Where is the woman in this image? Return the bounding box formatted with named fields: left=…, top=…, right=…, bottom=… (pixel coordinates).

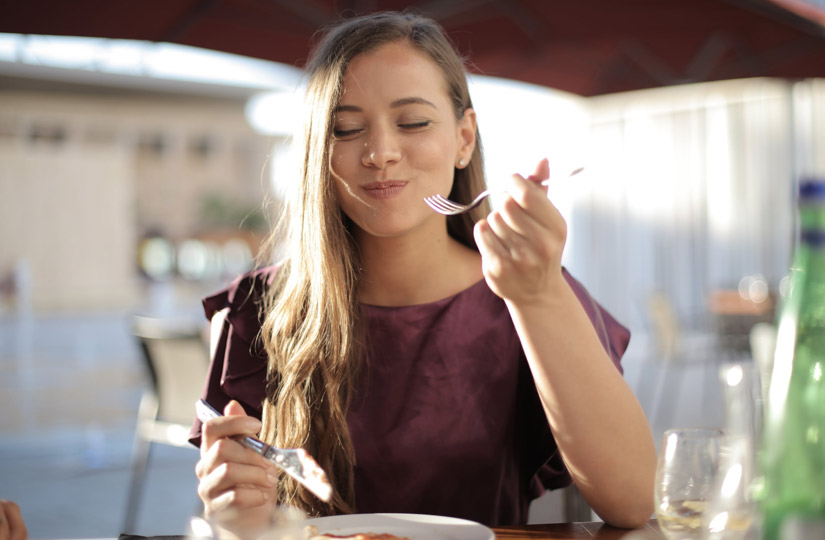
left=192, top=10, right=656, bottom=539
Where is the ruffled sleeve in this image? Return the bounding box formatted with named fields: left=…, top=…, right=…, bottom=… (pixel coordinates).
left=188, top=266, right=278, bottom=447
left=563, top=268, right=630, bottom=373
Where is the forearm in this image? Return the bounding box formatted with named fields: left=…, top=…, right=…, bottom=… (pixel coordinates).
left=471, top=161, right=656, bottom=525
left=506, top=281, right=656, bottom=528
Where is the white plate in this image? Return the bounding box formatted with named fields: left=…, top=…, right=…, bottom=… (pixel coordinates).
left=304, top=513, right=494, bottom=540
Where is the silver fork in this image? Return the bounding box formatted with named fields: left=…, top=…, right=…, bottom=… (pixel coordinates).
left=424, top=167, right=583, bottom=215
left=195, top=399, right=333, bottom=502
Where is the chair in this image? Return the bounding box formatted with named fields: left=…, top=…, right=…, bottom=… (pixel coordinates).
left=749, top=321, right=777, bottom=402
left=122, top=315, right=210, bottom=533
left=643, top=291, right=723, bottom=431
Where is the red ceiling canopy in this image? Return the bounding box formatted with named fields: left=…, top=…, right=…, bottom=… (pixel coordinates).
left=3, top=0, right=825, bottom=96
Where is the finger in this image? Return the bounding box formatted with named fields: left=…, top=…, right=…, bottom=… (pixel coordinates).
left=201, top=404, right=262, bottom=452
left=505, top=173, right=551, bottom=211
left=527, top=157, right=550, bottom=185
left=486, top=209, right=520, bottom=249
left=496, top=194, right=547, bottom=240
left=501, top=173, right=564, bottom=231
left=474, top=220, right=504, bottom=267
left=200, top=458, right=277, bottom=500
left=0, top=502, right=8, bottom=540
left=6, top=503, right=25, bottom=540
left=200, top=437, right=274, bottom=479
left=0, top=501, right=26, bottom=540
left=498, top=198, right=567, bottom=270
left=206, top=485, right=273, bottom=515
left=474, top=216, right=509, bottom=257
left=224, top=400, right=247, bottom=417
left=474, top=219, right=511, bottom=280
left=486, top=209, right=546, bottom=267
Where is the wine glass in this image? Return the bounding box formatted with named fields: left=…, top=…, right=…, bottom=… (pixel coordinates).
left=655, top=427, right=724, bottom=539
left=186, top=505, right=307, bottom=540
left=703, top=363, right=762, bottom=540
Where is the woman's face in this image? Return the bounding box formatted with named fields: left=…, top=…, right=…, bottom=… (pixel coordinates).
left=329, top=40, right=476, bottom=240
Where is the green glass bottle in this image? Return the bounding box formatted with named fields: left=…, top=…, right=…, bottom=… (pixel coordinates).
left=758, top=179, right=825, bottom=540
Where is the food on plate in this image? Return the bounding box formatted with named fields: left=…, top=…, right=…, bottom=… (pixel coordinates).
left=305, top=525, right=410, bottom=540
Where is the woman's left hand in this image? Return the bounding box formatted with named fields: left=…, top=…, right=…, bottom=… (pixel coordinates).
left=474, top=158, right=567, bottom=305
left=0, top=500, right=27, bottom=540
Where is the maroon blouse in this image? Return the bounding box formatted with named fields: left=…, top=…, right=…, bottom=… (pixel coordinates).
left=189, top=266, right=630, bottom=526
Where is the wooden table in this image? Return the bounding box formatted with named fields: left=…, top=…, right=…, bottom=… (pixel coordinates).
left=707, top=289, right=775, bottom=353
left=115, top=520, right=663, bottom=540
left=493, top=520, right=661, bottom=539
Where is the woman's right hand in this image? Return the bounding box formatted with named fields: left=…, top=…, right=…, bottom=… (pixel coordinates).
left=196, top=400, right=279, bottom=539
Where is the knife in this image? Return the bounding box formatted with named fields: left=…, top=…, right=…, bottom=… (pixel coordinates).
left=195, top=398, right=333, bottom=502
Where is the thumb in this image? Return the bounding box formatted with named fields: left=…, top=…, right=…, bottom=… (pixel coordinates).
left=528, top=158, right=550, bottom=183
left=527, top=158, right=550, bottom=194
left=224, top=399, right=248, bottom=417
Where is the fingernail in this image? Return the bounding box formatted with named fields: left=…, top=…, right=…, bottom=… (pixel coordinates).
left=267, top=471, right=278, bottom=485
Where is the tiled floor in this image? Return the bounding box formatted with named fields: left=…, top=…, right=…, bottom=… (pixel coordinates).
left=0, top=310, right=740, bottom=539
left=0, top=310, right=202, bottom=538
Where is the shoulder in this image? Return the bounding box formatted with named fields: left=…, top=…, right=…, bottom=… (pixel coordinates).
left=203, top=266, right=278, bottom=317
left=202, top=265, right=280, bottom=343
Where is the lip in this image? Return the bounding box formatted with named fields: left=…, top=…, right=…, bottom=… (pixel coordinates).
left=361, top=180, right=408, bottom=199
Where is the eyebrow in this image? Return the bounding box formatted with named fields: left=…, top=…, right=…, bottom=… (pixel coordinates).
left=334, top=96, right=438, bottom=113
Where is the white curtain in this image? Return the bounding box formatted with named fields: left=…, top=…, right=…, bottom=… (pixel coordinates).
left=563, top=78, right=825, bottom=336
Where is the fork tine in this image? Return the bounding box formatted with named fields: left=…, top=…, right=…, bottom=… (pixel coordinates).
left=424, top=200, right=450, bottom=214
left=432, top=196, right=464, bottom=211
left=442, top=195, right=470, bottom=210
left=424, top=195, right=461, bottom=214
left=423, top=196, right=438, bottom=207
left=423, top=196, right=442, bottom=211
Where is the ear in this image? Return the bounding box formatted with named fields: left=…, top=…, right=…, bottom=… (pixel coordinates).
left=455, top=107, right=477, bottom=167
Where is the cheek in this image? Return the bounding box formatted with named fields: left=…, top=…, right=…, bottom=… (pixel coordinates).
left=408, top=135, right=456, bottom=172
left=330, top=145, right=362, bottom=197
left=327, top=149, right=349, bottom=204
left=330, top=143, right=350, bottom=173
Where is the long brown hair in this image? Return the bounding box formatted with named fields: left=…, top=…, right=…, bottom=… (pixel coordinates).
left=258, top=10, right=489, bottom=516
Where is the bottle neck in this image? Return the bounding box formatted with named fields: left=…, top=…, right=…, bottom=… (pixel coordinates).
left=799, top=202, right=825, bottom=250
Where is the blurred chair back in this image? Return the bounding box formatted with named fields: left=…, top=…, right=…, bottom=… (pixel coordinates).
left=644, top=291, right=721, bottom=432
left=123, top=315, right=209, bottom=533
left=136, top=316, right=209, bottom=428
left=749, top=321, right=777, bottom=401
left=648, top=291, right=681, bottom=360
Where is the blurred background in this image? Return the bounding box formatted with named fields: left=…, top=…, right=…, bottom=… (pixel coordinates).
left=1, top=0, right=825, bottom=537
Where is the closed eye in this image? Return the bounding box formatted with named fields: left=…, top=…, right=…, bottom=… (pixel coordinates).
left=400, top=121, right=431, bottom=130
left=333, top=128, right=363, bottom=139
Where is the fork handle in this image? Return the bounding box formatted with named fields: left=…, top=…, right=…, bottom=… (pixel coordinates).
left=536, top=167, right=583, bottom=186
left=195, top=399, right=272, bottom=456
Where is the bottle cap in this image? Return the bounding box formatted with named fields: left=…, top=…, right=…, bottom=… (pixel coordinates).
left=799, top=179, right=825, bottom=200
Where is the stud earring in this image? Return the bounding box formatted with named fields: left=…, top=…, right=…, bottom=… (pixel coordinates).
left=458, top=159, right=466, bottom=167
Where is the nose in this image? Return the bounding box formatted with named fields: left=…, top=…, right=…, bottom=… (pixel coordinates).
left=362, top=126, right=401, bottom=168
